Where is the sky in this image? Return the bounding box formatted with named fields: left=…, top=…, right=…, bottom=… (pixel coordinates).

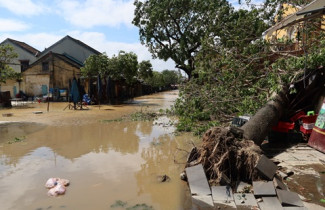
left=0, top=0, right=264, bottom=71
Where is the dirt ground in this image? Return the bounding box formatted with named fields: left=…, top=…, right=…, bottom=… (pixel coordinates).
left=0, top=91, right=178, bottom=126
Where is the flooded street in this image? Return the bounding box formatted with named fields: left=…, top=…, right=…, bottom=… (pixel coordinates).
left=0, top=91, right=198, bottom=210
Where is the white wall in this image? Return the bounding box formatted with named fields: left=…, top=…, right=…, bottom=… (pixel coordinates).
left=1, top=39, right=38, bottom=73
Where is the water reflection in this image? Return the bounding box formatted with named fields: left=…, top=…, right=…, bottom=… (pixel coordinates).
left=0, top=91, right=196, bottom=210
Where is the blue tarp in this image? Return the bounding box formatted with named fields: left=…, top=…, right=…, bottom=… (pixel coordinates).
left=71, top=78, right=80, bottom=103
left=97, top=75, right=102, bottom=101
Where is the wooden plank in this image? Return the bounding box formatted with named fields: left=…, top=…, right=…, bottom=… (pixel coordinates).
left=185, top=164, right=211, bottom=196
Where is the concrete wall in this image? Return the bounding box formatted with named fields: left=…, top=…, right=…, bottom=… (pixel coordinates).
left=23, top=54, right=80, bottom=97
left=52, top=56, right=80, bottom=89
left=24, top=75, right=50, bottom=96
left=0, top=79, right=20, bottom=98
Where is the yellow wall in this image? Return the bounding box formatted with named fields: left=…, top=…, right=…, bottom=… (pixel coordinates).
left=22, top=55, right=80, bottom=97
left=265, top=4, right=300, bottom=42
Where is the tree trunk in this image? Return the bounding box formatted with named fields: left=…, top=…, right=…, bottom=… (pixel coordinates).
left=241, top=87, right=289, bottom=146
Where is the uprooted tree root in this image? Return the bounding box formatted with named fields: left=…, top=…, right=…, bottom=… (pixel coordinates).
left=189, top=127, right=262, bottom=186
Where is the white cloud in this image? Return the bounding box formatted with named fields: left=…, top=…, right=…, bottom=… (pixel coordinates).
left=0, top=0, right=48, bottom=16
left=0, top=33, right=62, bottom=51
left=0, top=18, right=29, bottom=32
left=67, top=31, right=176, bottom=71
left=57, top=0, right=135, bottom=28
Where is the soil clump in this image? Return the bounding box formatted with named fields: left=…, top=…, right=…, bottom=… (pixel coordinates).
left=188, top=127, right=262, bottom=187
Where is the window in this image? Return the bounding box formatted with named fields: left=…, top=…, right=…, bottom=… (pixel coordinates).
left=42, top=62, right=49, bottom=71
left=20, top=60, right=29, bottom=72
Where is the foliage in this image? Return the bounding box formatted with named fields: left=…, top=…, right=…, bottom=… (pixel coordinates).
left=110, top=200, right=154, bottom=210
left=7, top=136, right=25, bottom=144
left=133, top=0, right=233, bottom=78
left=115, top=51, right=138, bottom=84
left=161, top=70, right=180, bottom=87
left=0, top=44, right=18, bottom=84
left=82, top=51, right=149, bottom=85
left=144, top=71, right=164, bottom=88
left=172, top=0, right=325, bottom=135
left=102, top=109, right=159, bottom=123
left=110, top=200, right=128, bottom=208
left=143, top=70, right=180, bottom=88
left=130, top=111, right=158, bottom=121
left=81, top=53, right=110, bottom=80
left=138, top=60, right=153, bottom=80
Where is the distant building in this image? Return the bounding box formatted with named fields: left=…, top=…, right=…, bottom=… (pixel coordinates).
left=22, top=52, right=82, bottom=98
left=20, top=35, right=101, bottom=99
left=0, top=38, right=40, bottom=97
left=263, top=0, right=325, bottom=55
left=38, top=35, right=101, bottom=64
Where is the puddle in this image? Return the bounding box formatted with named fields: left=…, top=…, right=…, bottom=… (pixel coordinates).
left=0, top=91, right=198, bottom=210
left=286, top=164, right=325, bottom=207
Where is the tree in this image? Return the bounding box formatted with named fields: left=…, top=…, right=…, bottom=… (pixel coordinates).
left=115, top=51, right=139, bottom=84
left=0, top=44, right=18, bottom=85
left=81, top=54, right=110, bottom=78
left=133, top=0, right=232, bottom=78
left=147, top=71, right=164, bottom=88
left=161, top=70, right=179, bottom=87
left=138, top=60, right=153, bottom=80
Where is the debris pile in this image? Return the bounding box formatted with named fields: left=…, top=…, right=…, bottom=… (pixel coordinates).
left=45, top=178, right=70, bottom=196
left=183, top=126, right=312, bottom=209
left=187, top=127, right=262, bottom=186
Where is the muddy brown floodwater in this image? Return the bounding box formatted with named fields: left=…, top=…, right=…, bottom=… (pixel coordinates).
left=0, top=90, right=199, bottom=210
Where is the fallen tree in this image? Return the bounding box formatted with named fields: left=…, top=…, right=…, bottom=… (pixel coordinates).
left=186, top=68, right=325, bottom=186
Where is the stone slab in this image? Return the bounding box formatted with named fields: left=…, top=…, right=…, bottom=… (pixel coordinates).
left=214, top=202, right=237, bottom=209
left=211, top=186, right=236, bottom=208
left=32, top=111, right=43, bottom=114
left=186, top=164, right=211, bottom=196
left=258, top=197, right=283, bottom=210
left=234, top=193, right=258, bottom=208
left=273, top=176, right=288, bottom=191
left=236, top=181, right=251, bottom=193
left=276, top=189, right=304, bottom=207
left=192, top=195, right=214, bottom=209
left=253, top=181, right=276, bottom=197
left=282, top=207, right=308, bottom=210
left=211, top=186, right=234, bottom=201
left=255, top=155, right=278, bottom=180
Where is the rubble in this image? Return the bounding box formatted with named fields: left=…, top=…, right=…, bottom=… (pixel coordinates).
left=183, top=126, right=325, bottom=209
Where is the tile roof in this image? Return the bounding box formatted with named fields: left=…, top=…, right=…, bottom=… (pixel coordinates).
left=7, top=38, right=40, bottom=56
left=40, top=35, right=101, bottom=57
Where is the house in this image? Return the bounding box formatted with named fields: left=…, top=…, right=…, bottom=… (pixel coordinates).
left=22, top=52, right=82, bottom=98
left=0, top=38, right=40, bottom=97
left=263, top=0, right=325, bottom=54
left=22, top=35, right=101, bottom=99
left=38, top=35, right=101, bottom=64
